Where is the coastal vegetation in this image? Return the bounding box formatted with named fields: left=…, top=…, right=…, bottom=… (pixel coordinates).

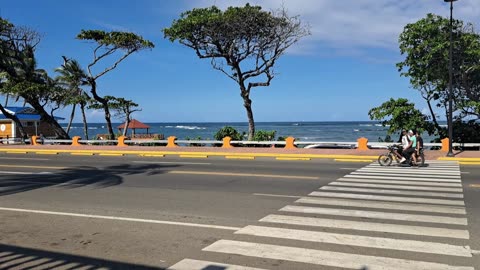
left=163, top=4, right=310, bottom=140
left=370, top=14, right=480, bottom=143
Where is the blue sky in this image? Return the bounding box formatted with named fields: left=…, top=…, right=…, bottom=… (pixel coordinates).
left=1, top=0, right=479, bottom=123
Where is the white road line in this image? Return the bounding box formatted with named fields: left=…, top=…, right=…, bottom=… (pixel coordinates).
left=320, top=186, right=464, bottom=198
left=260, top=215, right=470, bottom=239
left=329, top=182, right=464, bottom=192
left=280, top=205, right=468, bottom=225
left=235, top=225, right=472, bottom=257
left=252, top=193, right=302, bottom=198
left=309, top=191, right=465, bottom=206
left=203, top=240, right=474, bottom=270
left=0, top=171, right=44, bottom=175
left=357, top=169, right=460, bottom=176
left=168, top=259, right=266, bottom=270
left=133, top=161, right=212, bottom=165
left=296, top=197, right=466, bottom=214
left=0, top=207, right=241, bottom=231
left=350, top=172, right=461, bottom=179
left=338, top=178, right=462, bottom=187
left=344, top=174, right=461, bottom=183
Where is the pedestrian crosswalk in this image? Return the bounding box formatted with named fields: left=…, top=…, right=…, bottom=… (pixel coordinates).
left=168, top=161, right=475, bottom=270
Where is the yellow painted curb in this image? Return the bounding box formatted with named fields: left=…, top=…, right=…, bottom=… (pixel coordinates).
left=6, top=151, right=28, bottom=154
left=438, top=157, right=480, bottom=162
left=459, top=162, right=480, bottom=165
left=469, top=184, right=480, bottom=188
left=225, top=156, right=255, bottom=160
left=335, top=159, right=374, bottom=163
left=139, top=154, right=165, bottom=157
left=71, top=152, right=95, bottom=156
left=99, top=153, right=124, bottom=156
left=35, top=152, right=59, bottom=155
left=0, top=148, right=378, bottom=160
left=179, top=155, right=208, bottom=158
left=276, top=157, right=311, bottom=161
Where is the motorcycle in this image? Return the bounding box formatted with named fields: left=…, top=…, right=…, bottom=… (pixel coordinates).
left=378, top=144, right=425, bottom=167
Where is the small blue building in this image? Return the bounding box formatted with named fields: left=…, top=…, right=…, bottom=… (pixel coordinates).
left=0, top=107, right=64, bottom=138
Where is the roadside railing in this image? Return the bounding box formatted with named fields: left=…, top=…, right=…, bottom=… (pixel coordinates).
left=5, top=135, right=478, bottom=152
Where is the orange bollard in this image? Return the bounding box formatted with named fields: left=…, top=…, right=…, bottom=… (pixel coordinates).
left=357, top=137, right=369, bottom=151
left=31, top=136, right=39, bottom=146
left=72, top=136, right=81, bottom=146
left=167, top=136, right=178, bottom=148
left=117, top=136, right=128, bottom=147
left=222, top=136, right=233, bottom=148
left=440, top=138, right=449, bottom=152
left=284, top=137, right=296, bottom=149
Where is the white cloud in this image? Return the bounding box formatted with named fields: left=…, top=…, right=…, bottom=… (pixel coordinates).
left=183, top=0, right=480, bottom=56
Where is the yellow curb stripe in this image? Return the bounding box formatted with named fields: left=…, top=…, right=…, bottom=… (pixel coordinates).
left=335, top=159, right=374, bottom=163
left=459, top=162, right=480, bottom=165
left=35, top=152, right=59, bottom=155
left=438, top=157, right=480, bottom=162
left=98, top=153, right=124, bottom=156
left=0, top=148, right=379, bottom=159
left=139, top=154, right=165, bottom=157
left=71, top=152, right=95, bottom=156
left=469, top=184, right=480, bottom=188
left=168, top=170, right=319, bottom=180
left=226, top=156, right=255, bottom=160
left=6, top=151, right=28, bottom=154
left=276, top=157, right=311, bottom=161
left=179, top=155, right=208, bottom=158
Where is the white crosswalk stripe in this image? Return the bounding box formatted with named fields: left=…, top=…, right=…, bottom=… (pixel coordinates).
left=235, top=225, right=472, bottom=257
left=320, top=185, right=464, bottom=198
left=279, top=205, right=468, bottom=225
left=203, top=240, right=474, bottom=270
left=168, top=259, right=267, bottom=270
left=170, top=161, right=474, bottom=270
left=296, top=197, right=467, bottom=214
left=329, top=181, right=464, bottom=192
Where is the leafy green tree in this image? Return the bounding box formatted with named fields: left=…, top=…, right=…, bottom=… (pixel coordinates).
left=77, top=30, right=154, bottom=139
left=368, top=98, right=435, bottom=137
left=0, top=18, right=69, bottom=138
left=164, top=4, right=310, bottom=140
left=397, top=13, right=480, bottom=133
left=214, top=126, right=243, bottom=141
left=55, top=58, right=91, bottom=139
left=110, top=97, right=141, bottom=137
left=252, top=130, right=276, bottom=141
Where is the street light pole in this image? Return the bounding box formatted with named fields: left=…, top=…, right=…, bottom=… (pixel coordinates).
left=444, top=0, right=458, bottom=157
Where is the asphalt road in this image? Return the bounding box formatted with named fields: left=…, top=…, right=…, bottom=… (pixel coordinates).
left=0, top=153, right=479, bottom=269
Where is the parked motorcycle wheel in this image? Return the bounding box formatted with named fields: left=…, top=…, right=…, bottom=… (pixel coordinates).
left=378, top=154, right=392, bottom=166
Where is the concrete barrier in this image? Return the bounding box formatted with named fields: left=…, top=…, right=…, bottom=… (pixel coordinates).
left=285, top=137, right=296, bottom=149
left=117, top=136, right=128, bottom=147
left=222, top=136, right=233, bottom=148
left=167, top=136, right=178, bottom=148
left=357, top=137, right=368, bottom=151
left=72, top=136, right=81, bottom=146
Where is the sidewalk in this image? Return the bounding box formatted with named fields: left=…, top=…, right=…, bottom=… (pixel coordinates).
left=1, top=144, right=479, bottom=163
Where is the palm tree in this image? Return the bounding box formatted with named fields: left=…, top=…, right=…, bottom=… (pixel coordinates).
left=55, top=59, right=91, bottom=139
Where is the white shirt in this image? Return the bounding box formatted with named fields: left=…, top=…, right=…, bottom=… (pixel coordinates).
left=402, top=135, right=409, bottom=148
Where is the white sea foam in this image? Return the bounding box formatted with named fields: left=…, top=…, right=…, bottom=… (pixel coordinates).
left=359, top=124, right=372, bottom=127
left=175, top=125, right=206, bottom=130
left=354, top=129, right=360, bottom=132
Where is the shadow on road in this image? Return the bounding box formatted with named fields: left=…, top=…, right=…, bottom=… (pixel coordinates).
left=0, top=163, right=180, bottom=196
left=0, top=243, right=165, bottom=269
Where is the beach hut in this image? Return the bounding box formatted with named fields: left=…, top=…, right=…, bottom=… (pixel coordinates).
left=0, top=106, right=64, bottom=139
left=117, top=119, right=150, bottom=136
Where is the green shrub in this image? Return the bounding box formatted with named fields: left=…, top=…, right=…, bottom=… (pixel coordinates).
left=214, top=126, right=243, bottom=141
left=252, top=130, right=276, bottom=141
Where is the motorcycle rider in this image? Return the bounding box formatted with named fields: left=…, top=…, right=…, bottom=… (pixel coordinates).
left=403, top=130, right=417, bottom=165
left=399, top=129, right=409, bottom=163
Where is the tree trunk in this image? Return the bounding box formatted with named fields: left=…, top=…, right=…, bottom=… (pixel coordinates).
left=80, top=101, right=89, bottom=140
left=0, top=103, right=27, bottom=139
left=89, top=79, right=115, bottom=140
left=427, top=98, right=445, bottom=137
left=66, top=104, right=76, bottom=135
left=4, top=94, right=9, bottom=107
left=243, top=96, right=255, bottom=141
left=122, top=116, right=130, bottom=137
left=27, top=99, right=70, bottom=139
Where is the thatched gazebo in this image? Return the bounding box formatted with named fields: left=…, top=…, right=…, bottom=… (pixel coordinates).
left=117, top=119, right=150, bottom=136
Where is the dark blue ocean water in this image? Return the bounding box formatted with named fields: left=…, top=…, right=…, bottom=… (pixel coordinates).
left=62, top=121, right=441, bottom=142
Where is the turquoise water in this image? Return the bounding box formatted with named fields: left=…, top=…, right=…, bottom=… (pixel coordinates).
left=62, top=121, right=441, bottom=142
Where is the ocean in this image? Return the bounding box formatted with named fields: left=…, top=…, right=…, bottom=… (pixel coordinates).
left=62, top=121, right=441, bottom=143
